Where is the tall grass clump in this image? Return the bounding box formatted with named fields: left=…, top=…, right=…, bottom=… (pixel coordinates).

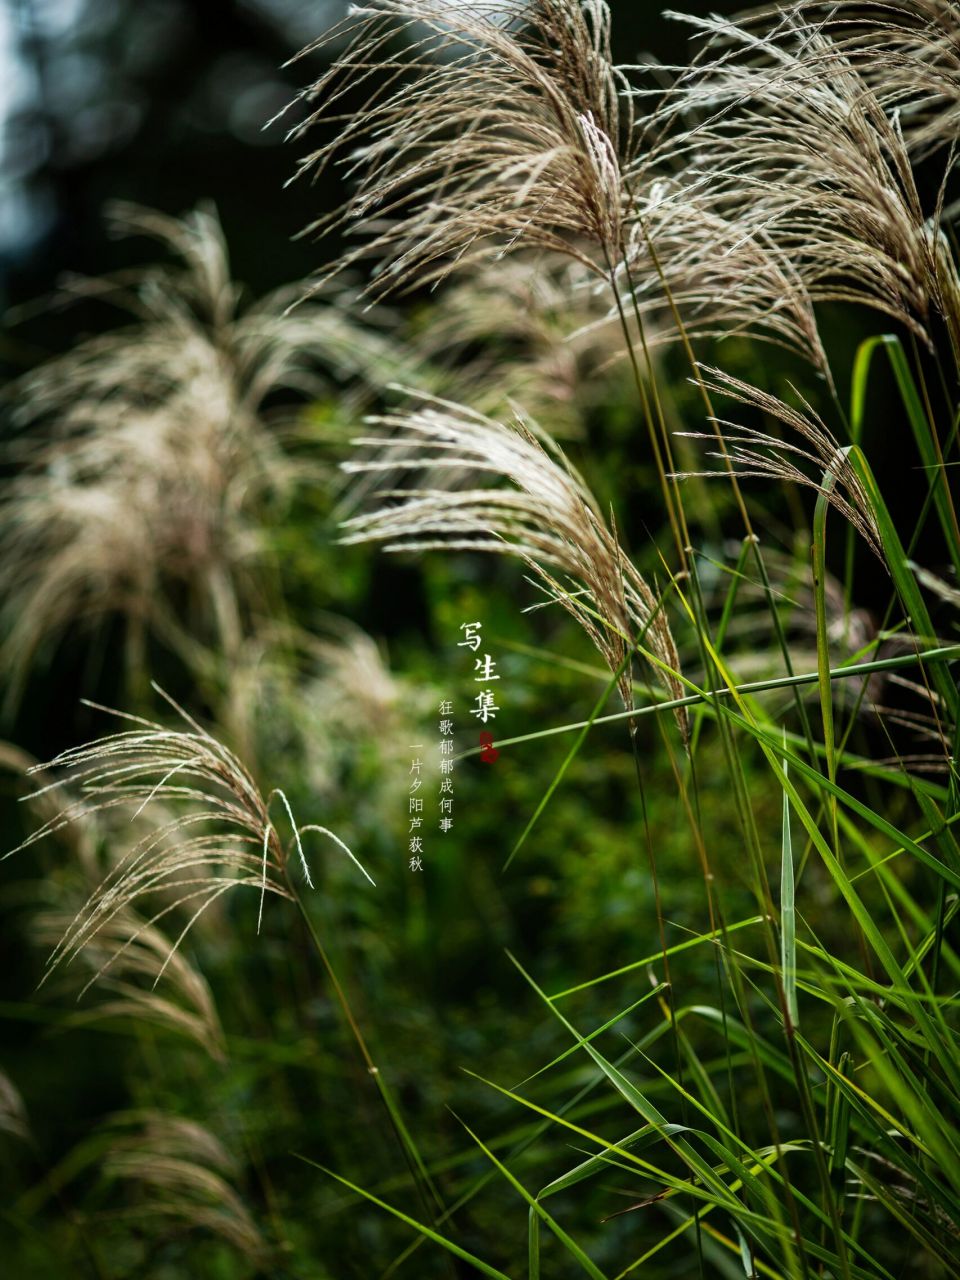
left=5, top=1, right=960, bottom=1277
left=278, top=1, right=960, bottom=1276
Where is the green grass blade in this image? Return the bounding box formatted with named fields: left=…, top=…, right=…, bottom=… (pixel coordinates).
left=550, top=917, right=763, bottom=1000
left=780, top=750, right=798, bottom=1030
left=453, top=1113, right=610, bottom=1280
left=455, top=646, right=960, bottom=759
left=293, top=1157, right=512, bottom=1279
left=852, top=334, right=960, bottom=574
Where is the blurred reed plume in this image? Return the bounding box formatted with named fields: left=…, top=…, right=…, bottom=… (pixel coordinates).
left=0, top=1069, right=29, bottom=1144
left=341, top=393, right=686, bottom=730
left=309, top=619, right=411, bottom=742
left=285, top=0, right=635, bottom=291
left=13, top=686, right=373, bottom=989
left=99, top=1110, right=267, bottom=1264
left=415, top=254, right=650, bottom=436
left=217, top=618, right=427, bottom=803
left=0, top=202, right=407, bottom=713
left=33, top=903, right=226, bottom=1059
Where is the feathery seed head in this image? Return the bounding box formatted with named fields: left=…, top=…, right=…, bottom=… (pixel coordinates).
left=11, top=687, right=373, bottom=991
left=792, top=1, right=960, bottom=163
left=623, top=177, right=832, bottom=379
left=650, top=9, right=960, bottom=355
left=212, top=619, right=426, bottom=802
left=341, top=393, right=687, bottom=732
left=285, top=1, right=634, bottom=292
left=677, top=367, right=882, bottom=557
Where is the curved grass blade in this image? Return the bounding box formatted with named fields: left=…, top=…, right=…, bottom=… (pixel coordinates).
left=292, top=1156, right=512, bottom=1280
left=452, top=1113, right=609, bottom=1280
left=780, top=749, right=798, bottom=1030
